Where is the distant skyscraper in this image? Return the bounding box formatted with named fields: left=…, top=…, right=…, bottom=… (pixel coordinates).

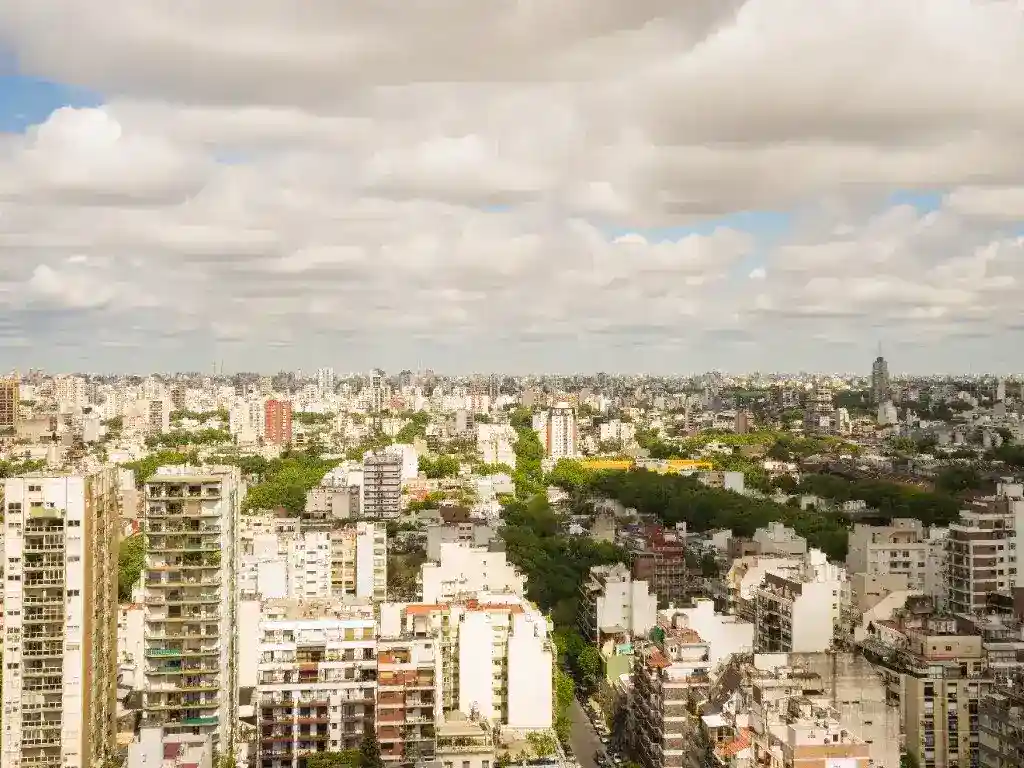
left=315, top=367, right=335, bottom=396
left=0, top=376, right=19, bottom=432
left=264, top=399, right=294, bottom=445
left=996, top=377, right=1006, bottom=403
left=369, top=368, right=389, bottom=413
left=871, top=353, right=891, bottom=405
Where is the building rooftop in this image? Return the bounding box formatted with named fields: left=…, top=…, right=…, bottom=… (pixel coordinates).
left=262, top=598, right=374, bottom=621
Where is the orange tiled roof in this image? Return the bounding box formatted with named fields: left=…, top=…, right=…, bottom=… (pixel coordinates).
left=405, top=604, right=448, bottom=615
left=715, top=728, right=752, bottom=759
left=646, top=648, right=672, bottom=669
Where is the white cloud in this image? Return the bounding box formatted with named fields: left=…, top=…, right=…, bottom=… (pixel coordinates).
left=0, top=0, right=1022, bottom=370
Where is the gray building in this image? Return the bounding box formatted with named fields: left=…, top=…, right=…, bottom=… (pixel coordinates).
left=363, top=452, right=402, bottom=519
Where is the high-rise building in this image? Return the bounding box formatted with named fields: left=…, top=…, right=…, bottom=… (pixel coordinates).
left=369, top=369, right=389, bottom=413
left=331, top=522, right=389, bottom=601
left=169, top=385, right=186, bottom=412
left=803, top=382, right=835, bottom=434
left=141, top=465, right=242, bottom=753
left=534, top=402, right=578, bottom=458
left=362, top=453, right=402, bottom=519
left=871, top=354, right=891, bottom=405
left=946, top=483, right=1024, bottom=615
left=256, top=600, right=377, bottom=762
left=265, top=399, right=294, bottom=445
left=0, top=376, right=19, bottom=432
left=315, top=367, right=336, bottom=397
left=1, top=469, right=121, bottom=768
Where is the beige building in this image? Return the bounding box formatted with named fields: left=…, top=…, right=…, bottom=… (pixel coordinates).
left=846, top=518, right=947, bottom=600
left=863, top=612, right=989, bottom=768
left=947, top=488, right=1024, bottom=615
left=1, top=469, right=121, bottom=768
left=435, top=712, right=496, bottom=768
left=0, top=376, right=19, bottom=431
left=141, top=466, right=242, bottom=754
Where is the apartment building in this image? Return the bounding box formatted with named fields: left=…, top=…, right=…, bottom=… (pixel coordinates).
left=331, top=522, right=388, bottom=602
left=420, top=542, right=525, bottom=603
left=0, top=376, right=19, bottom=431
left=1, top=470, right=121, bottom=768
left=753, top=522, right=808, bottom=558
left=754, top=552, right=846, bottom=653
left=533, top=403, right=578, bottom=459
left=239, top=530, right=333, bottom=600
left=947, top=485, right=1024, bottom=615
left=847, top=518, right=948, bottom=600
left=264, top=400, right=294, bottom=445
left=748, top=693, right=871, bottom=768
left=363, top=452, right=402, bottom=519
left=256, top=600, right=377, bottom=767
left=476, top=423, right=517, bottom=469
left=862, top=613, right=989, bottom=768
left=379, top=596, right=554, bottom=730
left=425, top=521, right=495, bottom=561
left=377, top=637, right=441, bottom=765
left=630, top=632, right=712, bottom=768
left=147, top=398, right=171, bottom=435
left=141, top=466, right=242, bottom=753
left=435, top=712, right=496, bottom=768
left=579, top=563, right=658, bottom=643
left=979, top=674, right=1024, bottom=768
left=630, top=526, right=689, bottom=608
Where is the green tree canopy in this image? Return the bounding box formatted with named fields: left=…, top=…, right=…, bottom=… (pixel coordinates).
left=118, top=534, right=146, bottom=601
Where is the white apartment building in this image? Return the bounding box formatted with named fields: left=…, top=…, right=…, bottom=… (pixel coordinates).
left=238, top=522, right=386, bottom=603
left=379, top=596, right=554, bottom=730
left=846, top=518, right=948, bottom=600
left=578, top=563, right=658, bottom=643
left=476, top=423, right=518, bottom=468
left=256, top=600, right=378, bottom=766
left=53, top=374, right=86, bottom=409
left=753, top=521, right=809, bottom=557
left=533, top=402, right=578, bottom=459
left=239, top=531, right=332, bottom=600
left=598, top=419, right=636, bottom=447
left=2, top=471, right=121, bottom=768
left=658, top=599, right=754, bottom=666
left=420, top=542, right=525, bottom=603
left=141, top=466, right=242, bottom=754
left=380, top=444, right=419, bottom=482
left=754, top=550, right=847, bottom=653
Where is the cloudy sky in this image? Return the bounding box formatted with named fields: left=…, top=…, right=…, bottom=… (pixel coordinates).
left=1, top=1, right=1022, bottom=374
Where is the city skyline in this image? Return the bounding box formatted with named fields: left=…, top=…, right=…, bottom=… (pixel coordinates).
left=1, top=2, right=1023, bottom=371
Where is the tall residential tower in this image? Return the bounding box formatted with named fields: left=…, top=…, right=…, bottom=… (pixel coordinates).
left=141, top=465, right=243, bottom=755
left=1, top=469, right=121, bottom=768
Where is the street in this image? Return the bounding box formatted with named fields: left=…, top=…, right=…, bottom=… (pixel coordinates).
left=567, top=698, right=607, bottom=768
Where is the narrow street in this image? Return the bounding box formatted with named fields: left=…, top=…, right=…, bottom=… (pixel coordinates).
left=567, top=698, right=607, bottom=768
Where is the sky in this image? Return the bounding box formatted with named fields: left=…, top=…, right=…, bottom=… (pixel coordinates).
left=1, top=1, right=1023, bottom=375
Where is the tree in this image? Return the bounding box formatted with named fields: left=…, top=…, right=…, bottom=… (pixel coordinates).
left=359, top=728, right=384, bottom=768
left=575, top=645, right=602, bottom=693
left=306, top=751, right=363, bottom=768
left=118, top=534, right=146, bottom=602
